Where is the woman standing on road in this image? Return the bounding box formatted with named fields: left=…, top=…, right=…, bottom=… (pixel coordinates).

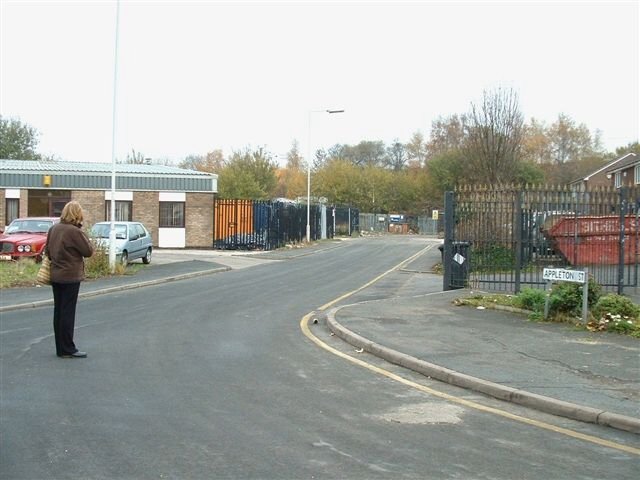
left=45, top=201, right=94, bottom=358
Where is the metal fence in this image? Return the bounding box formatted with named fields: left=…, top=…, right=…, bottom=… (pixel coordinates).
left=359, top=213, right=390, bottom=233
left=358, top=213, right=442, bottom=235
left=213, top=200, right=360, bottom=250
left=417, top=217, right=442, bottom=235
left=214, top=199, right=323, bottom=250
left=333, top=207, right=359, bottom=236
left=442, top=185, right=640, bottom=294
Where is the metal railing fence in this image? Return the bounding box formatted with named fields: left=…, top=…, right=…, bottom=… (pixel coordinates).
left=442, top=185, right=640, bottom=294
left=333, top=207, right=359, bottom=236
left=213, top=200, right=359, bottom=250
left=417, top=217, right=442, bottom=235
left=359, top=213, right=390, bottom=233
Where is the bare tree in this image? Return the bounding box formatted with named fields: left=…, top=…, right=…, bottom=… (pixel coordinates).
left=427, top=115, right=466, bottom=160
left=464, top=87, right=524, bottom=184
left=179, top=149, right=225, bottom=173
left=274, top=141, right=306, bottom=199
left=328, top=141, right=386, bottom=167
left=548, top=113, right=601, bottom=164
left=124, top=148, right=147, bottom=164
left=521, top=118, right=553, bottom=164
left=386, top=139, right=407, bottom=170
left=285, top=140, right=304, bottom=171
left=406, top=131, right=427, bottom=167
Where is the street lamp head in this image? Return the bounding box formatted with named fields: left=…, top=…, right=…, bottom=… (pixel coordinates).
left=326, top=109, right=345, bottom=114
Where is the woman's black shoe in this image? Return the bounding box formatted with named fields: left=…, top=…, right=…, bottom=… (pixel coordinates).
left=61, top=351, right=87, bottom=358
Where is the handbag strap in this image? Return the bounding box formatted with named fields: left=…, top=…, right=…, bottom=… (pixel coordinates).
left=44, top=228, right=51, bottom=259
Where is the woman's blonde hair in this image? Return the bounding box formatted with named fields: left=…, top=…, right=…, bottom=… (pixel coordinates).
left=60, top=201, right=84, bottom=225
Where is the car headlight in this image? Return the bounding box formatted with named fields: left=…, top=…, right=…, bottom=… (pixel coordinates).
left=17, top=245, right=24, bottom=252
left=24, top=245, right=32, bottom=253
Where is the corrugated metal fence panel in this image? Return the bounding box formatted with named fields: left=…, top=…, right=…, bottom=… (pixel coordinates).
left=417, top=217, right=442, bottom=235
left=214, top=199, right=256, bottom=248
left=359, top=213, right=389, bottom=232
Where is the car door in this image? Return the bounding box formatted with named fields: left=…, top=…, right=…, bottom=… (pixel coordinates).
left=137, top=224, right=151, bottom=252
left=128, top=224, right=143, bottom=260
left=134, top=223, right=151, bottom=259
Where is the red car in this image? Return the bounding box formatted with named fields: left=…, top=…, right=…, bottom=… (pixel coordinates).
left=0, top=217, right=59, bottom=262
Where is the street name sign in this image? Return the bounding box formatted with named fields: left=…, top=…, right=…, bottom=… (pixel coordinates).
left=542, top=267, right=589, bottom=324
left=542, top=268, right=586, bottom=284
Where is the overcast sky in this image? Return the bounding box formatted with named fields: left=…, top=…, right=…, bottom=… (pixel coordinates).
left=1, top=0, right=638, bottom=166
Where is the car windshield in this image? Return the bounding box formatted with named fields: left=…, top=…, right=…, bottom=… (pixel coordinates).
left=5, top=220, right=54, bottom=234
left=92, top=224, right=127, bottom=239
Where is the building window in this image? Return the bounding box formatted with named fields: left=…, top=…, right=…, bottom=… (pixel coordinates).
left=5, top=198, right=19, bottom=225
left=28, top=189, right=71, bottom=217
left=635, top=166, right=640, bottom=185
left=159, top=202, right=185, bottom=228
left=105, top=201, right=132, bottom=221
left=615, top=172, right=622, bottom=188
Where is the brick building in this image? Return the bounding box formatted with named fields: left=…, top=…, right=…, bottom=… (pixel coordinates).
left=0, top=160, right=218, bottom=248
left=569, top=152, right=638, bottom=190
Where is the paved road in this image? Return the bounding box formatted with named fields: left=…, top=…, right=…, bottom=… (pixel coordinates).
left=1, top=236, right=638, bottom=479
left=150, top=247, right=279, bottom=269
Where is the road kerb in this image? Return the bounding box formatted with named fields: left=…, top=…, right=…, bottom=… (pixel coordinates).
left=326, top=304, right=640, bottom=435
left=0, top=266, right=230, bottom=313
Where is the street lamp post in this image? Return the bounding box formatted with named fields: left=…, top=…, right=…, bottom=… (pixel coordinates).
left=108, top=0, right=121, bottom=272
left=306, top=109, right=344, bottom=243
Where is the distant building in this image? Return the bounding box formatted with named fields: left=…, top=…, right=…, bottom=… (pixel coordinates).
left=569, top=152, right=638, bottom=190
left=605, top=153, right=640, bottom=189
left=0, top=160, right=218, bottom=248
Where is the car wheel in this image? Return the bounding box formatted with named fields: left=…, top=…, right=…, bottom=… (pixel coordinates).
left=121, top=251, right=128, bottom=266
left=142, top=247, right=152, bottom=264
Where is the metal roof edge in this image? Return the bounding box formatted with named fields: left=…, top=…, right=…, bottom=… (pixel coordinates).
left=0, top=159, right=218, bottom=178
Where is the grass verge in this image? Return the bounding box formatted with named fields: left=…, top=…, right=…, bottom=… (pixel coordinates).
left=455, top=291, right=640, bottom=338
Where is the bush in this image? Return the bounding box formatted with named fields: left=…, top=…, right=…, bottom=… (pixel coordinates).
left=588, top=294, right=640, bottom=336
left=592, top=294, right=640, bottom=320
left=528, top=311, right=544, bottom=322
left=85, top=243, right=109, bottom=278
left=514, top=288, right=546, bottom=312
left=548, top=277, right=602, bottom=317
left=84, top=240, right=126, bottom=278
left=588, top=311, right=640, bottom=336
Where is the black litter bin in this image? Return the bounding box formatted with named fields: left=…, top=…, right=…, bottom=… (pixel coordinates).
left=441, top=241, right=471, bottom=289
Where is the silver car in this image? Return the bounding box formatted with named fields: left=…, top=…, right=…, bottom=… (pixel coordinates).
left=91, top=221, right=153, bottom=265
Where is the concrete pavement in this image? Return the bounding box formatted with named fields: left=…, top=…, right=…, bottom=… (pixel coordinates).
left=1, top=240, right=638, bottom=434
left=326, top=288, right=640, bottom=434
left=323, top=243, right=639, bottom=434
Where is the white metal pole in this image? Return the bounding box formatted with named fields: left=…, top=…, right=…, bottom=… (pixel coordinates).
left=306, top=111, right=312, bottom=243
left=582, top=268, right=589, bottom=323
left=306, top=109, right=344, bottom=243
left=108, top=0, right=121, bottom=271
